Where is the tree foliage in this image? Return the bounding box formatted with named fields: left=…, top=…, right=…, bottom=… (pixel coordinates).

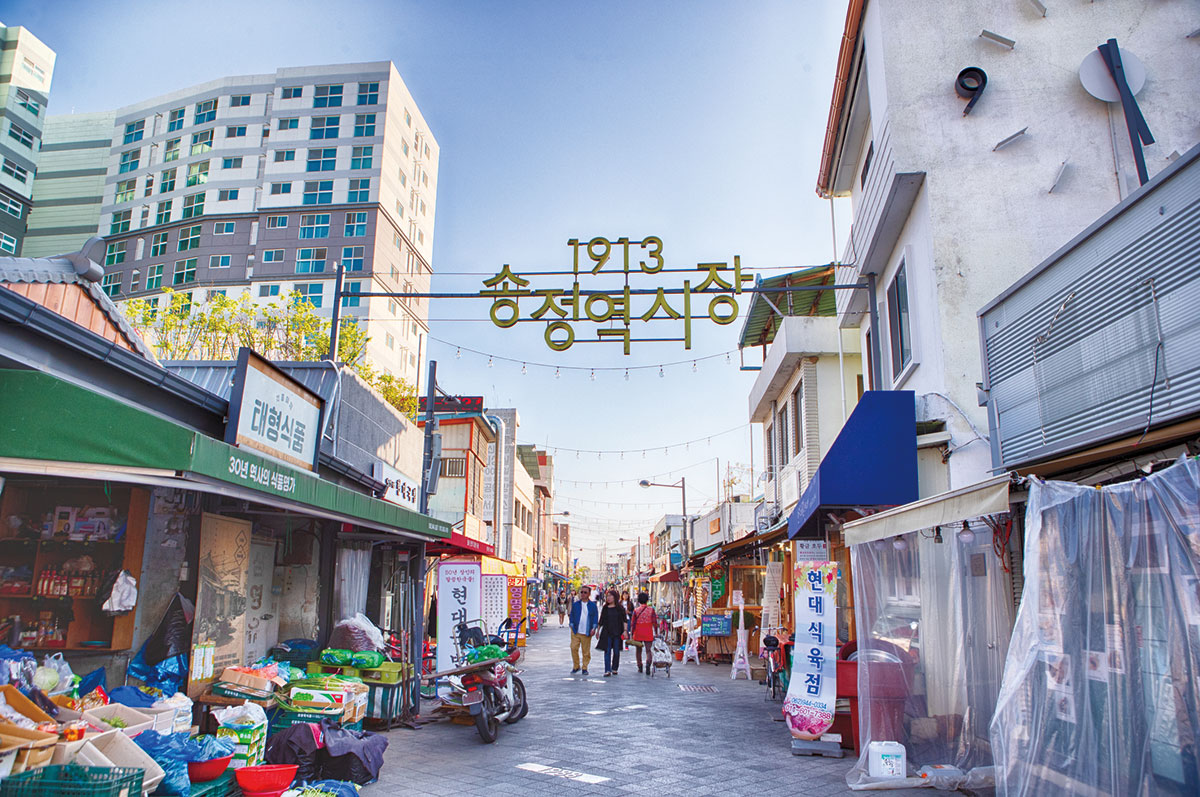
left=123, top=289, right=417, bottom=418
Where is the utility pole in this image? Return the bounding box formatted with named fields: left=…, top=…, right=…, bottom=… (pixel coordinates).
left=325, top=260, right=344, bottom=361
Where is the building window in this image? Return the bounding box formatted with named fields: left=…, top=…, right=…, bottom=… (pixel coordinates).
left=259, top=284, right=281, bottom=297
left=9, top=122, right=34, bottom=148
left=226, top=125, right=247, bottom=138
left=129, top=270, right=140, bottom=293
left=442, top=458, right=467, bottom=478
left=0, top=195, right=22, bottom=218
left=295, top=283, right=323, bottom=307
left=860, top=142, right=874, bottom=189
left=104, top=241, right=126, bottom=266
left=215, top=221, right=235, bottom=234
left=119, top=149, right=140, bottom=174
left=385, top=332, right=394, bottom=349
left=310, top=116, right=339, bottom=140
left=165, top=107, right=184, bottom=132
left=388, top=299, right=396, bottom=315
left=278, top=117, right=299, bottom=131
left=314, top=84, right=343, bottom=108
left=263, top=249, right=284, bottom=263
left=347, top=178, right=369, bottom=203
left=182, top=192, right=205, bottom=218
left=342, top=280, right=361, bottom=307
left=115, top=178, right=137, bottom=203
left=177, top=224, right=201, bottom=251
left=418, top=230, right=424, bottom=244
left=281, top=86, right=302, bottom=99
left=390, top=265, right=399, bottom=281
left=160, top=168, right=176, bottom=193
left=791, top=381, right=804, bottom=455
left=186, top=160, right=209, bottom=187
left=401, top=140, right=409, bottom=157
left=151, top=231, right=168, bottom=256
left=302, top=180, right=332, bottom=205
left=296, top=247, right=327, bottom=274
left=398, top=171, right=407, bottom=188
left=222, top=156, right=243, bottom=169
left=306, top=147, right=336, bottom=172
left=357, top=82, right=379, bottom=105
left=194, top=99, right=216, bottom=125
left=218, top=189, right=239, bottom=201
left=173, top=258, right=197, bottom=285
left=163, top=138, right=181, bottom=162
left=101, top=273, right=121, bottom=297
left=419, top=199, right=426, bottom=216
left=231, top=94, right=251, bottom=107
left=266, top=215, right=288, bottom=229
left=776, top=404, right=790, bottom=464
left=394, top=200, right=405, bottom=219
left=887, top=261, right=912, bottom=379
left=270, top=182, right=292, bottom=195
left=210, top=254, right=231, bottom=268
left=344, top=212, right=367, bottom=237
left=190, top=129, right=213, bottom=156
left=299, top=213, right=330, bottom=239
left=342, top=245, right=364, bottom=271
left=353, top=113, right=376, bottom=137
left=16, top=90, right=39, bottom=117
left=404, top=109, right=411, bottom=127
left=122, top=120, right=144, bottom=144
left=145, top=264, right=163, bottom=290
left=274, top=149, right=295, bottom=162
left=350, top=145, right=372, bottom=169
left=110, top=210, right=131, bottom=234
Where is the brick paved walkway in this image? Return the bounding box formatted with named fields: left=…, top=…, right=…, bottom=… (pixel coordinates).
left=364, top=623, right=889, bottom=795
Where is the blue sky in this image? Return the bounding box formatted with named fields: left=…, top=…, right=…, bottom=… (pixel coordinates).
left=15, top=0, right=851, bottom=565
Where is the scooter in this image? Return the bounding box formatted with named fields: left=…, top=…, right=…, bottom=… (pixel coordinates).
left=423, top=619, right=528, bottom=743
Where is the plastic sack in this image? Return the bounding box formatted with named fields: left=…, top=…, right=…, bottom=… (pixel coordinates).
left=133, top=730, right=193, bottom=796
left=77, top=666, right=106, bottom=697
left=0, top=645, right=37, bottom=689
left=25, top=687, right=58, bottom=717
left=213, top=700, right=268, bottom=729
left=0, top=691, right=36, bottom=728
left=349, top=650, right=384, bottom=669
left=320, top=649, right=353, bottom=666
left=184, top=734, right=235, bottom=762
left=101, top=569, right=137, bottom=615
left=109, top=684, right=157, bottom=709
left=297, top=781, right=361, bottom=797
left=326, top=613, right=384, bottom=653
left=265, top=721, right=324, bottom=783
left=40, top=652, right=74, bottom=695
left=318, top=721, right=387, bottom=785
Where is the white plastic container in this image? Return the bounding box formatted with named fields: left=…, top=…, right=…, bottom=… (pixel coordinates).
left=867, top=740, right=907, bottom=779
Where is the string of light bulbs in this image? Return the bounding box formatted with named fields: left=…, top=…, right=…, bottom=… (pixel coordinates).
left=519, top=424, right=747, bottom=458
left=551, top=457, right=721, bottom=487
left=429, top=335, right=738, bottom=380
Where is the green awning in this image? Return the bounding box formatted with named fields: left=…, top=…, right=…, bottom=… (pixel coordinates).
left=690, top=542, right=723, bottom=560
left=0, top=370, right=450, bottom=540
left=737, top=265, right=837, bottom=349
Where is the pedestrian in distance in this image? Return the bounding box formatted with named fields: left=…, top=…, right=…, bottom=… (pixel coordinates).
left=568, top=585, right=599, bottom=675
left=556, top=591, right=569, bottom=626
left=598, top=589, right=627, bottom=677
left=619, top=590, right=635, bottom=650
left=631, top=592, right=658, bottom=674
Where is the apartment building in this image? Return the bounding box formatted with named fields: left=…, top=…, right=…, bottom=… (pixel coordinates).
left=0, top=22, right=56, bottom=255
left=58, top=62, right=437, bottom=384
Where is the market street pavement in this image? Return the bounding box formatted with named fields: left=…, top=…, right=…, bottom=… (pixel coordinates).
left=365, top=623, right=893, bottom=796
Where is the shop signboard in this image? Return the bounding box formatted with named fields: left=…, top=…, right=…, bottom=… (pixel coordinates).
left=783, top=561, right=838, bottom=740
left=507, top=576, right=528, bottom=646
left=371, top=461, right=420, bottom=511
left=794, top=540, right=829, bottom=560
left=436, top=560, right=482, bottom=683
left=189, top=513, right=252, bottom=698
left=481, top=575, right=507, bottom=637
left=710, top=567, right=726, bottom=601
left=226, top=348, right=324, bottom=472
left=701, top=613, right=732, bottom=636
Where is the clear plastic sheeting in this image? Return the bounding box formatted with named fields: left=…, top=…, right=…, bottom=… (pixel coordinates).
left=848, top=523, right=1014, bottom=789
left=991, top=456, right=1200, bottom=796
left=335, top=543, right=372, bottom=621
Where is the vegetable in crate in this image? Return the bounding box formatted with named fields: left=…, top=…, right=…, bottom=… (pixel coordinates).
left=349, top=650, right=384, bottom=669
left=320, top=649, right=352, bottom=665
left=102, top=714, right=128, bottom=729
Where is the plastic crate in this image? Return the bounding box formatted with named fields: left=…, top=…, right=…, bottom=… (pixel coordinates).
left=305, top=662, right=360, bottom=678
left=189, top=770, right=237, bottom=797
left=358, top=661, right=411, bottom=684
left=269, top=645, right=319, bottom=667
left=0, top=764, right=143, bottom=797
left=267, top=705, right=342, bottom=734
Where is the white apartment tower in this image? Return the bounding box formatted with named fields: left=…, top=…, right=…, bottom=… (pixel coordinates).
left=0, top=22, right=56, bottom=256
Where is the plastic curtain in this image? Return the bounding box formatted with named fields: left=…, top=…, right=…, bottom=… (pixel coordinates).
left=335, top=543, right=372, bottom=621
left=991, top=457, right=1200, bottom=796
left=848, top=522, right=1014, bottom=789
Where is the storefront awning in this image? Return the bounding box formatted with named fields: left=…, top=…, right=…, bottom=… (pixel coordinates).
left=0, top=370, right=450, bottom=541
left=690, top=542, right=722, bottom=561
left=649, top=569, right=680, bottom=583
left=426, top=530, right=496, bottom=557
left=787, top=390, right=919, bottom=539
left=842, top=475, right=1013, bottom=546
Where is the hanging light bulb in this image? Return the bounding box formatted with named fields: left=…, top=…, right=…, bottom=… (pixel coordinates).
left=455, top=347, right=461, bottom=359
left=692, top=361, right=698, bottom=373
left=487, top=356, right=493, bottom=368
left=624, top=369, right=630, bottom=381
left=555, top=367, right=561, bottom=379
left=521, top=363, right=527, bottom=375
left=659, top=366, right=665, bottom=378
left=892, top=536, right=908, bottom=551
left=642, top=450, right=646, bottom=458
left=726, top=352, right=731, bottom=365
left=590, top=369, right=596, bottom=381
left=957, top=520, right=976, bottom=544
left=933, top=525, right=943, bottom=544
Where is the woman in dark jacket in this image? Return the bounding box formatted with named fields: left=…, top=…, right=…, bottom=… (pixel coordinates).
left=597, top=589, right=628, bottom=676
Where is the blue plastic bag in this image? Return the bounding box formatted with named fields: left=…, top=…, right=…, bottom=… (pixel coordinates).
left=184, top=734, right=234, bottom=762
left=305, top=781, right=361, bottom=797
left=109, top=685, right=157, bottom=709
left=133, top=730, right=192, bottom=796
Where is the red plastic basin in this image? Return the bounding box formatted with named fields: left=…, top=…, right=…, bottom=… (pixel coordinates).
left=235, top=764, right=298, bottom=793
left=187, top=754, right=232, bottom=782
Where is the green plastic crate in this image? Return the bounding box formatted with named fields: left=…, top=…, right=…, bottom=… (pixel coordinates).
left=306, top=662, right=360, bottom=678
left=0, top=765, right=143, bottom=797
left=189, top=770, right=237, bottom=797
left=358, top=661, right=411, bottom=684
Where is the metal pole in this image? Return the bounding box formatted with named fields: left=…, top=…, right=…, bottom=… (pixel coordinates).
left=866, top=273, right=884, bottom=390
left=325, top=260, right=344, bottom=361
left=419, top=360, right=436, bottom=515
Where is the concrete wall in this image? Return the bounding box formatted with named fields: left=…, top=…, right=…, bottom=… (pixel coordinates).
left=333, top=368, right=422, bottom=484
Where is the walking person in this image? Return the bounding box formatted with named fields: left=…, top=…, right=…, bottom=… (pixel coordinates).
left=568, top=586, right=598, bottom=675
left=598, top=589, right=627, bottom=677
left=619, top=590, right=635, bottom=650
left=556, top=591, right=568, bottom=627
left=631, top=592, right=658, bottom=674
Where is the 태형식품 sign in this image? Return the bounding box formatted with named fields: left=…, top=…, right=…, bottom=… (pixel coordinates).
left=226, top=348, right=324, bottom=471
left=783, top=561, right=838, bottom=740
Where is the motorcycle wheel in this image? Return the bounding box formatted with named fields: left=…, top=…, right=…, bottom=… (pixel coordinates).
left=505, top=676, right=527, bottom=723
left=475, top=688, right=499, bottom=743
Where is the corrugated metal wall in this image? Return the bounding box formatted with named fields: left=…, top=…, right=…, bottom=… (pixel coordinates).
left=980, top=148, right=1200, bottom=470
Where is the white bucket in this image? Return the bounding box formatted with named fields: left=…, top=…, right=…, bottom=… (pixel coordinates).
left=867, top=740, right=907, bottom=779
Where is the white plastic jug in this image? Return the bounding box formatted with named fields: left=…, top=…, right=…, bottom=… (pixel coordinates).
left=867, top=741, right=907, bottom=778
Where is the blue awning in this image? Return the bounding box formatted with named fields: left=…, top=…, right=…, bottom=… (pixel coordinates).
left=787, top=390, right=919, bottom=539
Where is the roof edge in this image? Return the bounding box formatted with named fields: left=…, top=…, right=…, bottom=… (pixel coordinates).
left=816, top=0, right=867, bottom=198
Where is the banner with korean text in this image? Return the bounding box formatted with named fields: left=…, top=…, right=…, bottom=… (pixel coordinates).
left=436, top=560, right=482, bottom=692
left=783, top=561, right=838, bottom=740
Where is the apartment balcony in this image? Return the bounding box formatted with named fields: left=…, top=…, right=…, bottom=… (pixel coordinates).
left=748, top=316, right=857, bottom=423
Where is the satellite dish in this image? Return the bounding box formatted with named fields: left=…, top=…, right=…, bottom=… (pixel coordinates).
left=1079, top=47, right=1146, bottom=102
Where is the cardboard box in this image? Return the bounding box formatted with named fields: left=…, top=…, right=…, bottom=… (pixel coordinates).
left=286, top=686, right=346, bottom=710
left=0, top=684, right=55, bottom=725
left=91, top=728, right=166, bottom=794
left=138, top=704, right=179, bottom=734
left=82, top=703, right=154, bottom=737
left=52, top=738, right=112, bottom=767
left=218, top=667, right=285, bottom=695
left=0, top=724, right=57, bottom=774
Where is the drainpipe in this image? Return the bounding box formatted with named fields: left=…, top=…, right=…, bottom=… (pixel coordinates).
left=485, top=414, right=507, bottom=559
left=770, top=399, right=780, bottom=510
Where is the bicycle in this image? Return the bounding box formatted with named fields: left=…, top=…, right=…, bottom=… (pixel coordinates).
left=759, top=625, right=792, bottom=701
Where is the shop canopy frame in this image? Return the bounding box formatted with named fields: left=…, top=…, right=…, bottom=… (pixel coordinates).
left=0, top=369, right=450, bottom=542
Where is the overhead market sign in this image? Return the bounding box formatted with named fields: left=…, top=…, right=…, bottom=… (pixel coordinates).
left=480, top=236, right=752, bottom=353
left=226, top=347, right=324, bottom=471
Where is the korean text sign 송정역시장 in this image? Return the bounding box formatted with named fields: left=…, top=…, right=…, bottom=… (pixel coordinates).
left=783, top=561, right=838, bottom=740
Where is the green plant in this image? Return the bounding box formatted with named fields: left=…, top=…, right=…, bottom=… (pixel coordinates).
left=729, top=608, right=758, bottom=630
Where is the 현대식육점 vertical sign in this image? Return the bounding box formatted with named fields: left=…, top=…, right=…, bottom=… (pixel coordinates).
left=783, top=561, right=838, bottom=740
left=436, top=560, right=482, bottom=681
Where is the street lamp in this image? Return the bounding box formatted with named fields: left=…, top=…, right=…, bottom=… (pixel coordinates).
left=639, top=477, right=688, bottom=571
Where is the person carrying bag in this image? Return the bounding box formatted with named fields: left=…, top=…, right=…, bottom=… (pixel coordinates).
left=631, top=592, right=658, bottom=674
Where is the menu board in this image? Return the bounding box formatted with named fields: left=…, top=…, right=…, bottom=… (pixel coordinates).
left=701, top=613, right=733, bottom=636
left=507, top=576, right=528, bottom=647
